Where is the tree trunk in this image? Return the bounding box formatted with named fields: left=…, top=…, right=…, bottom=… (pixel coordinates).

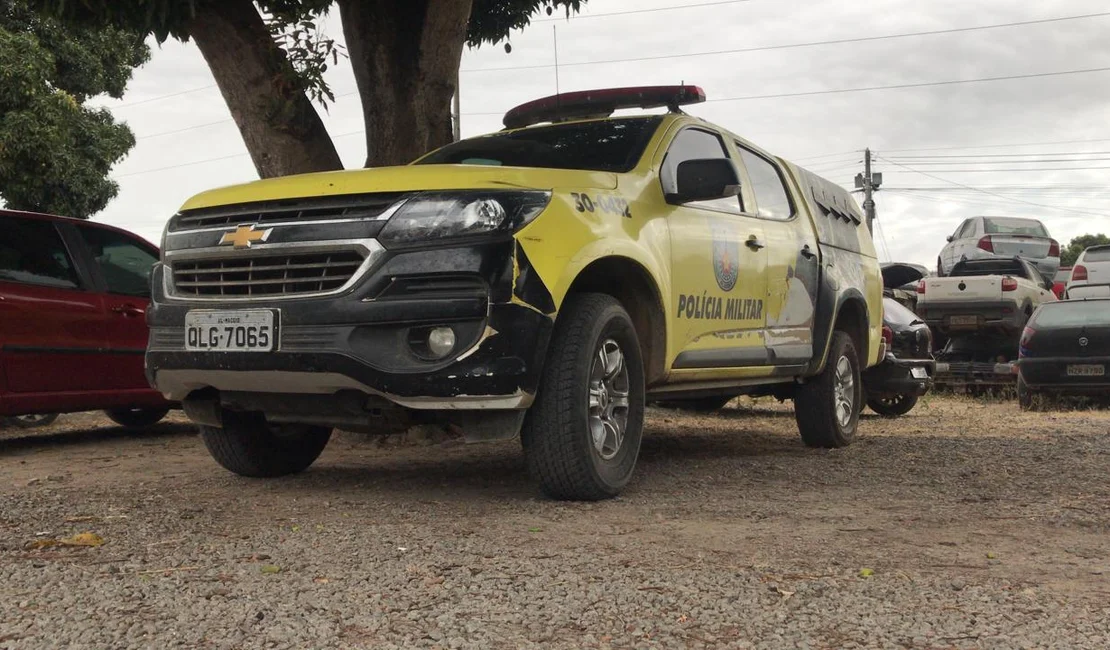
left=187, top=0, right=342, bottom=178
left=337, top=0, right=473, bottom=168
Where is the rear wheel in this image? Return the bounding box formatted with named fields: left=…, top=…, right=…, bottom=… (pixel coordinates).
left=653, top=395, right=734, bottom=412
left=105, top=407, right=170, bottom=429
left=200, top=413, right=332, bottom=478
left=522, top=293, right=645, bottom=501
left=6, top=413, right=59, bottom=428
left=867, top=393, right=919, bottom=417
left=1016, top=375, right=1041, bottom=411
left=795, top=331, right=861, bottom=448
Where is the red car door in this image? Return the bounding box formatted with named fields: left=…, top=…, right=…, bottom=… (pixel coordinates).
left=0, top=215, right=106, bottom=410
left=70, top=223, right=161, bottom=392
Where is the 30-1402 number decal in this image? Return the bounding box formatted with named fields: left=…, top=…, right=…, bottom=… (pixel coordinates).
left=571, top=192, right=632, bottom=218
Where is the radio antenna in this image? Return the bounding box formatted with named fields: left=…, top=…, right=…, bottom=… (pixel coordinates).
left=553, top=24, right=561, bottom=118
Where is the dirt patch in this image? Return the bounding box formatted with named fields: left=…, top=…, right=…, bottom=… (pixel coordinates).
left=1, top=396, right=1108, bottom=648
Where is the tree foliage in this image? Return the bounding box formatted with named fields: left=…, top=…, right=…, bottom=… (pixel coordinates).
left=1060, top=233, right=1110, bottom=267
left=0, top=1, right=148, bottom=217
left=28, top=1, right=585, bottom=175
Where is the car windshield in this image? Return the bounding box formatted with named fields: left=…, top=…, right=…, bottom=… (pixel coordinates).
left=415, top=116, right=662, bottom=173
left=982, top=217, right=1048, bottom=236
left=1031, top=300, right=1110, bottom=328
left=1082, top=246, right=1110, bottom=262
left=883, top=297, right=923, bottom=327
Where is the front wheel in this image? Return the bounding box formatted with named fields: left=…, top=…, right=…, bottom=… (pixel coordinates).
left=522, top=293, right=645, bottom=501
left=795, top=331, right=862, bottom=448
left=867, top=393, right=919, bottom=417
left=105, top=407, right=170, bottom=429
left=5, top=413, right=59, bottom=428
left=200, top=413, right=332, bottom=478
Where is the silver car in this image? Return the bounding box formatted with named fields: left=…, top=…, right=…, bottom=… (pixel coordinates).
left=937, top=216, right=1059, bottom=279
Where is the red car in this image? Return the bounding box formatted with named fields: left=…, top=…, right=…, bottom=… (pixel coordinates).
left=0, top=209, right=172, bottom=427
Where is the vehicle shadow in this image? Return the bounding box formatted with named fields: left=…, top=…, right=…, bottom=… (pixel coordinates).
left=0, top=422, right=196, bottom=455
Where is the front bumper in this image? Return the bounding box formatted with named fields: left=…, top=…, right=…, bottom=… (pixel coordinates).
left=146, top=239, right=555, bottom=410
left=863, top=354, right=935, bottom=397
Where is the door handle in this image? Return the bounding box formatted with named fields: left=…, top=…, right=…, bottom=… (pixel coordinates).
left=111, top=304, right=145, bottom=318
left=745, top=236, right=765, bottom=251
left=800, top=245, right=817, bottom=260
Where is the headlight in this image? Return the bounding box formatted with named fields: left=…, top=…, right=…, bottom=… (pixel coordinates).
left=378, top=191, right=551, bottom=246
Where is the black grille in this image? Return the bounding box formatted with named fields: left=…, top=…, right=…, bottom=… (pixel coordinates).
left=172, top=193, right=403, bottom=231
left=172, top=250, right=365, bottom=298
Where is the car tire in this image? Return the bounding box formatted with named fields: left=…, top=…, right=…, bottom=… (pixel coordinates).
left=200, top=412, right=332, bottom=478
left=521, top=293, right=645, bottom=501
left=795, top=331, right=861, bottom=448
left=653, top=395, right=734, bottom=412
left=5, top=413, right=60, bottom=428
left=867, top=393, right=919, bottom=417
left=1016, top=375, right=1041, bottom=411
left=105, top=407, right=170, bottom=429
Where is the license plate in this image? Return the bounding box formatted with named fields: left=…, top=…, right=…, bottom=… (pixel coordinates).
left=185, top=310, right=276, bottom=352
left=1066, top=364, right=1105, bottom=377
left=949, top=315, right=978, bottom=326
left=910, top=366, right=928, bottom=379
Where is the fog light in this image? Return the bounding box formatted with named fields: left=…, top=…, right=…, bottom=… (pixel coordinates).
left=427, top=327, right=456, bottom=358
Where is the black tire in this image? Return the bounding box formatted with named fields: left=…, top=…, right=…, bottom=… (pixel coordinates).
left=1017, top=375, right=1041, bottom=411
left=5, top=413, right=59, bottom=428
left=521, top=293, right=645, bottom=501
left=105, top=407, right=170, bottom=429
left=867, top=393, right=919, bottom=417
left=200, top=412, right=333, bottom=478
left=795, top=331, right=862, bottom=448
left=653, top=395, right=734, bottom=412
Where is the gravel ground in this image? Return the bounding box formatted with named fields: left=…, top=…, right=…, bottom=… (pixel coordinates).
left=1, top=396, right=1108, bottom=649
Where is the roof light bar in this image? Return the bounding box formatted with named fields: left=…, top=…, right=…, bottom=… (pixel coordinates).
left=502, top=85, right=707, bottom=129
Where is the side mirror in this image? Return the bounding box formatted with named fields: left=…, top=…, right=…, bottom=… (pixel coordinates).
left=946, top=235, right=954, bottom=242
left=667, top=158, right=741, bottom=205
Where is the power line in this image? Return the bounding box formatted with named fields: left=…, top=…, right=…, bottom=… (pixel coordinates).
left=533, top=0, right=760, bottom=23
left=875, top=165, right=1110, bottom=172
left=885, top=157, right=1110, bottom=164
left=106, top=84, right=219, bottom=110
left=701, top=66, right=1110, bottom=102
left=882, top=137, right=1110, bottom=154
left=886, top=151, right=1110, bottom=159
left=463, top=11, right=1110, bottom=73
left=874, top=156, right=1110, bottom=218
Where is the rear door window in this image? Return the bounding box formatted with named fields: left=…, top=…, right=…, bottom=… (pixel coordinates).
left=76, top=226, right=158, bottom=297
left=0, top=217, right=81, bottom=290
left=735, top=146, right=794, bottom=220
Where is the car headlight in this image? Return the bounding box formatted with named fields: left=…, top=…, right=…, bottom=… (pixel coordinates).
left=378, top=191, right=551, bottom=246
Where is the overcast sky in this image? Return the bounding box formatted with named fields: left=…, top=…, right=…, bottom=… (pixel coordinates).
left=89, top=0, right=1110, bottom=267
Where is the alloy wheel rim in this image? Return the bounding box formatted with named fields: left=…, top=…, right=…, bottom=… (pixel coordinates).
left=588, top=339, right=631, bottom=461
left=833, top=355, right=855, bottom=428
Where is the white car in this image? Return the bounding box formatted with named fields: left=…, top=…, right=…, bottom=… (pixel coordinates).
left=916, top=257, right=1057, bottom=335
left=1066, top=245, right=1110, bottom=299
left=937, top=216, right=1060, bottom=279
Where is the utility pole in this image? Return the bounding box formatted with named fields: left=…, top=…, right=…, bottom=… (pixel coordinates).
left=855, top=148, right=882, bottom=234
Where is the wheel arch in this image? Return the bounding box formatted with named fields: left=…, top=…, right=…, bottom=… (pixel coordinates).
left=808, top=289, right=871, bottom=375
left=563, top=256, right=668, bottom=386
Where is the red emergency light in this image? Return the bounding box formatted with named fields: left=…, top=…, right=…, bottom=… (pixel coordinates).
left=502, top=85, right=707, bottom=129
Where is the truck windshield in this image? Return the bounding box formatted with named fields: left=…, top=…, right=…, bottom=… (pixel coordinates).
left=1031, top=300, right=1110, bottom=328
left=982, top=217, right=1048, bottom=236
left=415, top=116, right=662, bottom=173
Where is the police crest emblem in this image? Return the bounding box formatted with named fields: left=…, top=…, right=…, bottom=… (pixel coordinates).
left=711, top=224, right=739, bottom=292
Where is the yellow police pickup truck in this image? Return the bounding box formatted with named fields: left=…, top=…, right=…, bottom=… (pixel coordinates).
left=146, top=86, right=883, bottom=500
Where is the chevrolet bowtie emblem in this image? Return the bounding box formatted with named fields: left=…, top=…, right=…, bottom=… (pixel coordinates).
left=219, top=224, right=272, bottom=249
